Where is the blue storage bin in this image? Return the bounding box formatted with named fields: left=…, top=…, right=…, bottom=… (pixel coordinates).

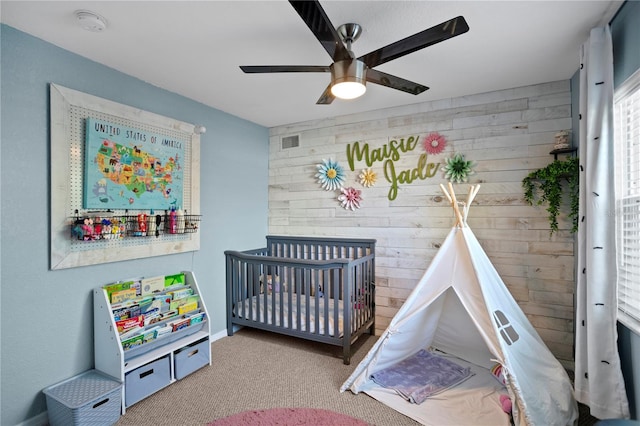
left=174, top=337, right=210, bottom=379
left=43, top=369, right=122, bottom=426
left=125, top=356, right=170, bottom=406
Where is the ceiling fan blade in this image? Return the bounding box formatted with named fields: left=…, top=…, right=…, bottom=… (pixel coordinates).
left=366, top=69, right=429, bottom=95
left=316, top=84, right=335, bottom=104
left=358, top=16, right=469, bottom=68
left=289, top=0, right=352, bottom=62
left=240, top=65, right=330, bottom=73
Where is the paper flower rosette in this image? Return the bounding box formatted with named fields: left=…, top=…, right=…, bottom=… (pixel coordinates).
left=443, top=153, right=475, bottom=183
left=423, top=132, right=447, bottom=155
left=338, top=187, right=362, bottom=211
left=359, top=168, right=377, bottom=188
left=316, top=158, right=345, bottom=191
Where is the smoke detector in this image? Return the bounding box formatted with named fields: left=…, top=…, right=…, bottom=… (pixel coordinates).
left=75, top=10, right=108, bottom=32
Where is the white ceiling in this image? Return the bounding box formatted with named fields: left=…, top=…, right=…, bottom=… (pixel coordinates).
left=1, top=1, right=622, bottom=128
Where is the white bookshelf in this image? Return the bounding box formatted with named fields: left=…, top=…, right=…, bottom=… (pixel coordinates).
left=93, top=271, right=211, bottom=413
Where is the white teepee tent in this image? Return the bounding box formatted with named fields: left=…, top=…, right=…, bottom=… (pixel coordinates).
left=341, top=184, right=578, bottom=426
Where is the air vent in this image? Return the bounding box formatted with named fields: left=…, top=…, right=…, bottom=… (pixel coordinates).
left=281, top=135, right=300, bottom=149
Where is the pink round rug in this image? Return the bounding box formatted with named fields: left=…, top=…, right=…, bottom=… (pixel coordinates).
left=208, top=408, right=370, bottom=425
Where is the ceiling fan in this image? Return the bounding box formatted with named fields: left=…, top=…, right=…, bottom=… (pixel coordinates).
left=240, top=0, right=469, bottom=104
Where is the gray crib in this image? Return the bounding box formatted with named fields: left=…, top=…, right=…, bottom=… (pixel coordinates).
left=225, top=235, right=376, bottom=364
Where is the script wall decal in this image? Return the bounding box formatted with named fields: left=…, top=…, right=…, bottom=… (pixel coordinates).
left=346, top=135, right=440, bottom=201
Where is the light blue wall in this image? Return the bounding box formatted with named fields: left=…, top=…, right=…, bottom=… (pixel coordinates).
left=0, top=25, right=268, bottom=426
left=611, top=1, right=640, bottom=419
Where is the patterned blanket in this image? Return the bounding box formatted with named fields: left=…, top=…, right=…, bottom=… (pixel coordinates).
left=370, top=349, right=474, bottom=404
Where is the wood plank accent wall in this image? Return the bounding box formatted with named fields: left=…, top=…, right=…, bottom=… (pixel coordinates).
left=268, top=80, right=575, bottom=364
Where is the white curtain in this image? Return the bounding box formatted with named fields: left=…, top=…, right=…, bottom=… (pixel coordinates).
left=575, top=25, right=630, bottom=420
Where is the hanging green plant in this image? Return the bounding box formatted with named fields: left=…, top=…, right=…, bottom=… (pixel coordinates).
left=522, top=156, right=579, bottom=235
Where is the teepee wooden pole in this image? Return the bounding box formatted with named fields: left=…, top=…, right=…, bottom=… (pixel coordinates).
left=463, top=184, right=481, bottom=224
left=469, top=184, right=481, bottom=205
left=440, top=183, right=480, bottom=228
left=467, top=185, right=475, bottom=207
left=447, top=182, right=465, bottom=227
left=439, top=183, right=452, bottom=204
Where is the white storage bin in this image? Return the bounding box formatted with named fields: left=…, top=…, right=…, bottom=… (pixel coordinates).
left=43, top=369, right=122, bottom=426
left=174, top=337, right=210, bottom=380
left=124, top=356, right=170, bottom=406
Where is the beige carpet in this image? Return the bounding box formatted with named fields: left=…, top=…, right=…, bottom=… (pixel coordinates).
left=116, top=328, right=598, bottom=426
left=116, top=328, right=418, bottom=426
left=207, top=408, right=370, bottom=425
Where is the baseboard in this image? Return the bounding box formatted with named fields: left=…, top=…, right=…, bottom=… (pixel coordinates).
left=210, top=328, right=228, bottom=342
left=16, top=411, right=48, bottom=426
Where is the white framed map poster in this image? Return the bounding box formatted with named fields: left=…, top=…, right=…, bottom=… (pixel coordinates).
left=50, top=84, right=201, bottom=270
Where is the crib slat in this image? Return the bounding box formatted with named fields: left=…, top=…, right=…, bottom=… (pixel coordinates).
left=324, top=269, right=330, bottom=335
left=287, top=267, right=293, bottom=331
left=335, top=268, right=340, bottom=336
left=313, top=268, right=320, bottom=335
left=295, top=268, right=301, bottom=332
left=270, top=271, right=277, bottom=327
left=304, top=268, right=311, bottom=334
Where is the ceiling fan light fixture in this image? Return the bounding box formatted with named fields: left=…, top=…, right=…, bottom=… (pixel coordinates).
left=332, top=81, right=366, bottom=100
left=330, top=60, right=367, bottom=100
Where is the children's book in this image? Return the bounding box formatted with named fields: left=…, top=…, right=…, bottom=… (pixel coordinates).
left=119, top=325, right=143, bottom=341
left=129, top=279, right=142, bottom=297
left=128, top=304, right=141, bottom=319
left=155, top=326, right=171, bottom=339
left=170, top=294, right=199, bottom=311
left=147, top=295, right=171, bottom=314
left=110, top=299, right=135, bottom=310
left=177, top=301, right=198, bottom=315
left=168, top=287, right=193, bottom=302
left=170, top=317, right=190, bottom=332
left=116, top=315, right=144, bottom=334
left=143, top=326, right=159, bottom=344
left=160, top=310, right=178, bottom=322
left=111, top=288, right=137, bottom=304
left=188, top=312, right=206, bottom=325
left=121, top=334, right=144, bottom=351
left=105, top=279, right=143, bottom=302
left=112, top=303, right=140, bottom=321
left=104, top=281, right=133, bottom=302
left=164, top=273, right=185, bottom=288
left=133, top=296, right=154, bottom=314
left=143, top=307, right=161, bottom=325
left=141, top=275, right=165, bottom=295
